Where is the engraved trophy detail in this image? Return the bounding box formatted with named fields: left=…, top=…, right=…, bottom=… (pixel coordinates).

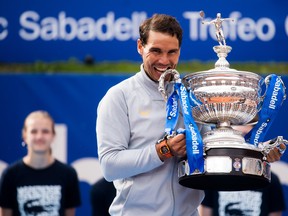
left=158, top=11, right=287, bottom=191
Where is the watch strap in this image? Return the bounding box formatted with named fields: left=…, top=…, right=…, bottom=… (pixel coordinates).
left=158, top=139, right=173, bottom=159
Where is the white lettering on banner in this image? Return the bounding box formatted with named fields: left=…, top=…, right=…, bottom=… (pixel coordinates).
left=183, top=11, right=275, bottom=42
left=179, top=85, right=200, bottom=154
left=256, top=18, right=275, bottom=41
left=285, top=16, right=288, bottom=37
left=19, top=11, right=147, bottom=41
left=169, top=95, right=178, bottom=117
left=190, top=124, right=200, bottom=154
left=0, top=160, right=7, bottom=177
left=183, top=12, right=199, bottom=40
left=0, top=17, right=8, bottom=40
left=254, top=122, right=268, bottom=145
left=272, top=161, right=288, bottom=185
left=19, top=11, right=41, bottom=40
left=51, top=124, right=102, bottom=184
left=180, top=85, right=189, bottom=115
left=0, top=10, right=280, bottom=42
left=269, top=77, right=282, bottom=109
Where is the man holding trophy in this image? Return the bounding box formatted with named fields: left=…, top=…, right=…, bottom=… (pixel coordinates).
left=96, top=13, right=287, bottom=216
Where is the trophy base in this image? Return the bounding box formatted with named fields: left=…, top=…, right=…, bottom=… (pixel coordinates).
left=178, top=148, right=271, bottom=191
left=179, top=173, right=270, bottom=191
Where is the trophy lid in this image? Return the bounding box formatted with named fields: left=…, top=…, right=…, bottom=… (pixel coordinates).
left=184, top=11, right=262, bottom=85
left=182, top=12, right=264, bottom=126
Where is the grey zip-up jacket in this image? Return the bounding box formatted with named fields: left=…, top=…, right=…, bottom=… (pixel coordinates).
left=96, top=65, right=204, bottom=216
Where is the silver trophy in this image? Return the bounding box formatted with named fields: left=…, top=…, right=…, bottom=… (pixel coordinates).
left=158, top=12, right=287, bottom=190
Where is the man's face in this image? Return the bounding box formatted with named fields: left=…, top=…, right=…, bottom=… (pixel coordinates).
left=137, top=30, right=180, bottom=82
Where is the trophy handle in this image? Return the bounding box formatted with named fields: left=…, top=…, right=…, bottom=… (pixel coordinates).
left=158, top=69, right=181, bottom=102
left=258, top=75, right=270, bottom=111
left=258, top=75, right=287, bottom=111
left=259, top=136, right=288, bottom=156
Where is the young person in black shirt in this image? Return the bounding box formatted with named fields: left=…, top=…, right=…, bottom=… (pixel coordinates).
left=0, top=110, right=81, bottom=216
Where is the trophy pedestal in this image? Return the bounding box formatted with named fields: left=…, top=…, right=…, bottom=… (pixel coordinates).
left=178, top=147, right=271, bottom=191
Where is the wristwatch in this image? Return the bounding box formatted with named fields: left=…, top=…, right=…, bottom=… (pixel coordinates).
left=157, top=137, right=173, bottom=159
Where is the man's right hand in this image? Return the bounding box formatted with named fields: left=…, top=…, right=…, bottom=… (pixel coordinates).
left=167, top=133, right=186, bottom=158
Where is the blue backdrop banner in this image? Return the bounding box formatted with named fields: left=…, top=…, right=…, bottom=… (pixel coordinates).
left=0, top=0, right=288, bottom=62
left=0, top=73, right=288, bottom=215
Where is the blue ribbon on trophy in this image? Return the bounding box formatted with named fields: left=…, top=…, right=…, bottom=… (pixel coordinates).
left=165, top=90, right=180, bottom=136
left=245, top=74, right=286, bottom=145
left=165, top=82, right=204, bottom=174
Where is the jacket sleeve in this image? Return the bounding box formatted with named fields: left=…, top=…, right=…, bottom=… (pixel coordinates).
left=96, top=86, right=163, bottom=182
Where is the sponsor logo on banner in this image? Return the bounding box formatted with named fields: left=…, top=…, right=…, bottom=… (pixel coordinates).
left=0, top=11, right=282, bottom=42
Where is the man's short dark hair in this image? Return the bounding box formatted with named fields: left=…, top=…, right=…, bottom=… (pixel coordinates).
left=139, top=14, right=183, bottom=47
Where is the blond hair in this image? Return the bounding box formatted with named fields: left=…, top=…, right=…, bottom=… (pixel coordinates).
left=22, top=110, right=56, bottom=138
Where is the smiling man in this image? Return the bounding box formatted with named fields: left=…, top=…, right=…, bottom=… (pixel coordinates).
left=96, top=14, right=285, bottom=216
left=96, top=14, right=200, bottom=216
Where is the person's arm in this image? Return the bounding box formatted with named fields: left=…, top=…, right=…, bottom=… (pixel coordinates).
left=268, top=211, right=282, bottom=216
left=199, top=189, right=216, bottom=216
left=0, top=167, right=16, bottom=216
left=64, top=166, right=81, bottom=214
left=232, top=125, right=286, bottom=162
left=64, top=208, right=75, bottom=216
left=265, top=143, right=286, bottom=162
left=96, top=85, right=164, bottom=181
left=198, top=205, right=213, bottom=216
left=0, top=207, right=13, bottom=216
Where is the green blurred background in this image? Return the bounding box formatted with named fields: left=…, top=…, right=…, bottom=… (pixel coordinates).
left=1, top=60, right=287, bottom=75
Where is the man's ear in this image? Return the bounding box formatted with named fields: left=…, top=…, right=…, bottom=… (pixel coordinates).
left=137, top=39, right=143, bottom=55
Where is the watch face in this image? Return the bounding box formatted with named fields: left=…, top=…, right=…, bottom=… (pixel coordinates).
left=161, top=145, right=170, bottom=154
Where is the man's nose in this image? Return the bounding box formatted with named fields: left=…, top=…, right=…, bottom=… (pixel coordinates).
left=158, top=53, right=170, bottom=64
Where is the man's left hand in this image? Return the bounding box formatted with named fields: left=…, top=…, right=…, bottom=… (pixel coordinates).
left=267, top=143, right=286, bottom=162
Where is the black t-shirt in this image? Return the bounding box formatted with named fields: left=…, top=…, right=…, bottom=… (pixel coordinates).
left=201, top=172, right=286, bottom=216
left=0, top=159, right=81, bottom=216
left=90, top=178, right=116, bottom=216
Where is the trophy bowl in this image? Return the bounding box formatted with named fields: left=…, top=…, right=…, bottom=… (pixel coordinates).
left=184, top=70, right=261, bottom=125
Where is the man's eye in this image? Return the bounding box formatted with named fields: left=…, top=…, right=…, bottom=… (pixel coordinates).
left=151, top=49, right=161, bottom=53
left=169, top=50, right=178, bottom=54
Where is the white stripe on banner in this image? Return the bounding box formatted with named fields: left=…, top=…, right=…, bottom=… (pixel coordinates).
left=271, top=161, right=288, bottom=185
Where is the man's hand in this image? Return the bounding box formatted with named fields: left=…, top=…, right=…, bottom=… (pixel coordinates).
left=167, top=133, right=186, bottom=158
left=266, top=143, right=286, bottom=162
